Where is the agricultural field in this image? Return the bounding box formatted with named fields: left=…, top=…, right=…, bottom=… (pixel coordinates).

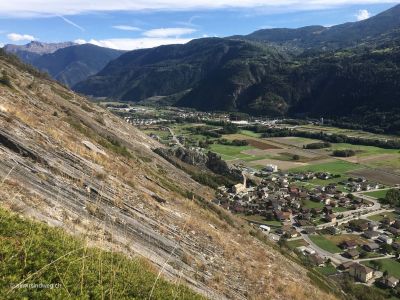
left=308, top=235, right=342, bottom=253
left=208, top=144, right=259, bottom=161
left=289, top=160, right=361, bottom=174
left=293, top=124, right=398, bottom=141
left=322, top=234, right=369, bottom=246
left=142, top=122, right=400, bottom=185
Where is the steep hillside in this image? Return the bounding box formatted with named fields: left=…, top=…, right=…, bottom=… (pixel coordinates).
left=0, top=50, right=335, bottom=299
left=33, top=44, right=124, bottom=87
left=74, top=38, right=289, bottom=110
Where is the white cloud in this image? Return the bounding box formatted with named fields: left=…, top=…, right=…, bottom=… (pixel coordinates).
left=112, top=25, right=141, bottom=31
left=143, top=27, right=196, bottom=38
left=7, top=33, right=36, bottom=41
left=355, top=9, right=371, bottom=21
left=74, top=39, right=87, bottom=44
left=76, top=37, right=192, bottom=50
left=0, top=1, right=397, bottom=17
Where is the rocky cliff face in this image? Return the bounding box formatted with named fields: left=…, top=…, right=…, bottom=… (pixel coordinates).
left=0, top=52, right=336, bottom=300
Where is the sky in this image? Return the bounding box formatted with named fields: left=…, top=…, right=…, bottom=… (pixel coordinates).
left=0, top=1, right=399, bottom=50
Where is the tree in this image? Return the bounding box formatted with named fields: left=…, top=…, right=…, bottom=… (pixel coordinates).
left=292, top=154, right=300, bottom=161
left=385, top=189, right=400, bottom=207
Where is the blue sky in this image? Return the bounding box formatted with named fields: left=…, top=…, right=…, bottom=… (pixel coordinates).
left=0, top=1, right=399, bottom=50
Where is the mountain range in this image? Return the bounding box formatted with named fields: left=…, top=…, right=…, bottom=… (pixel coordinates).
left=3, top=42, right=124, bottom=87
left=73, top=4, right=400, bottom=131
left=4, top=4, right=400, bottom=131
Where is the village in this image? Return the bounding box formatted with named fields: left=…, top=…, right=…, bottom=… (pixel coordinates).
left=106, top=103, right=400, bottom=295
left=214, top=168, right=400, bottom=292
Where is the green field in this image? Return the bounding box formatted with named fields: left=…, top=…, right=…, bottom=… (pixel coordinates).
left=309, top=235, right=342, bottom=253
left=208, top=144, right=255, bottom=160
left=289, top=160, right=361, bottom=174
left=208, top=143, right=274, bottom=162
left=0, top=208, right=202, bottom=300
left=287, top=239, right=309, bottom=249
left=326, top=143, right=398, bottom=157
left=363, top=259, right=400, bottom=278
left=303, top=199, right=325, bottom=209
left=364, top=189, right=390, bottom=199
left=367, top=211, right=399, bottom=222
left=333, top=207, right=350, bottom=213
left=142, top=129, right=171, bottom=140
left=239, top=130, right=262, bottom=138
left=315, top=265, right=337, bottom=276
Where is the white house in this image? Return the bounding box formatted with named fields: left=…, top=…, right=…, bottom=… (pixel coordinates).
left=264, top=164, right=278, bottom=173
left=379, top=235, right=393, bottom=245
left=259, top=225, right=271, bottom=233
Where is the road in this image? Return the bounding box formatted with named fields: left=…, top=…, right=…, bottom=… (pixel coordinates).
left=290, top=195, right=395, bottom=266
left=315, top=190, right=393, bottom=229
left=166, top=126, right=183, bottom=147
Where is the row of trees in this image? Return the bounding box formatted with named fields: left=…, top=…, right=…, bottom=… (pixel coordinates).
left=303, top=142, right=331, bottom=149
left=332, top=149, right=356, bottom=157
left=261, top=128, right=400, bottom=149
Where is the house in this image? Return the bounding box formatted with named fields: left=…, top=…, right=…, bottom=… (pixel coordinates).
left=378, top=235, right=393, bottom=245
left=232, top=183, right=247, bottom=194
left=303, top=226, right=316, bottom=234
left=326, top=226, right=341, bottom=235
left=338, top=261, right=354, bottom=271
left=275, top=210, right=292, bottom=221
left=368, top=221, right=379, bottom=231
left=264, top=164, right=278, bottom=173
left=382, top=217, right=396, bottom=226
left=346, top=249, right=360, bottom=260
left=325, top=214, right=337, bottom=223
left=392, top=242, right=400, bottom=251
left=341, top=240, right=358, bottom=250
left=309, top=254, right=325, bottom=267
left=323, top=206, right=333, bottom=214
left=297, top=246, right=316, bottom=255
left=349, top=263, right=374, bottom=283
left=381, top=276, right=399, bottom=288
left=393, top=220, right=400, bottom=229
left=297, top=219, right=311, bottom=227
left=364, top=242, right=380, bottom=252
left=349, top=219, right=369, bottom=232
left=388, top=227, right=400, bottom=237
left=363, top=230, right=380, bottom=239
left=259, top=225, right=271, bottom=233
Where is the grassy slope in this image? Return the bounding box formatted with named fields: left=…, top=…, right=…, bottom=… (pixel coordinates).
left=0, top=208, right=203, bottom=300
